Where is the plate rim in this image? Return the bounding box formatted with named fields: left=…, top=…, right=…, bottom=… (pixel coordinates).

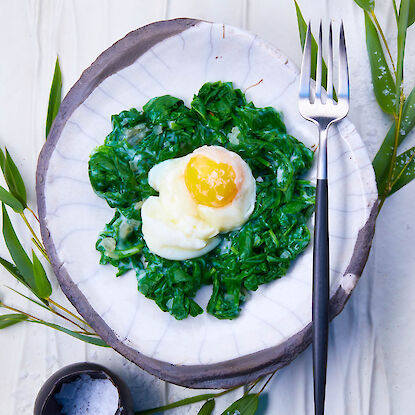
left=36, top=17, right=378, bottom=389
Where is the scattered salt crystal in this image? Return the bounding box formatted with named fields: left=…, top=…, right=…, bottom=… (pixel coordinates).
left=54, top=374, right=119, bottom=415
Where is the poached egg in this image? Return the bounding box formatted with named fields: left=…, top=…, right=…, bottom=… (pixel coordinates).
left=141, top=145, right=256, bottom=260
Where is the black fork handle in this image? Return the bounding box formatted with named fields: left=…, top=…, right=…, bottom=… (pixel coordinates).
left=313, top=178, right=329, bottom=415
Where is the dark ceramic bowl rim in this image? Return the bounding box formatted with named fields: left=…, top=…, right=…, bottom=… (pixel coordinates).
left=34, top=362, right=134, bottom=415
left=36, top=17, right=378, bottom=389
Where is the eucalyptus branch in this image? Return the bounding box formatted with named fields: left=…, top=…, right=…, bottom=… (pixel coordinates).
left=371, top=11, right=396, bottom=74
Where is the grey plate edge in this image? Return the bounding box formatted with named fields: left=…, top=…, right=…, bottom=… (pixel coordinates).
left=36, top=17, right=378, bottom=389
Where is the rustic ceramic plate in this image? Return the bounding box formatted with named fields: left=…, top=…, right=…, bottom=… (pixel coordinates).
left=37, top=18, right=378, bottom=388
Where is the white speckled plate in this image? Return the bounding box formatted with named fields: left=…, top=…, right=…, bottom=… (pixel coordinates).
left=37, top=19, right=378, bottom=388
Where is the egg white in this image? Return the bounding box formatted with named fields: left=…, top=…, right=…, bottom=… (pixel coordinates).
left=141, top=146, right=256, bottom=260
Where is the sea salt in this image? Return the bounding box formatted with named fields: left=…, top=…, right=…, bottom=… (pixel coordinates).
left=54, top=374, right=119, bottom=415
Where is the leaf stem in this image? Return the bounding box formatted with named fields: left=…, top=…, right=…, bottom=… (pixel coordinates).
left=4, top=287, right=92, bottom=334
left=256, top=371, right=276, bottom=396
left=244, top=376, right=263, bottom=395
left=5, top=286, right=50, bottom=310
left=390, top=151, right=415, bottom=190
left=371, top=11, right=396, bottom=74
left=47, top=297, right=91, bottom=328
left=32, top=237, right=50, bottom=263
left=135, top=385, right=241, bottom=415
left=1, top=302, right=103, bottom=344
left=19, top=211, right=50, bottom=263
left=47, top=304, right=90, bottom=333
left=378, top=92, right=405, bottom=212
left=72, top=330, right=99, bottom=336
left=1, top=303, right=41, bottom=322
left=26, top=206, right=40, bottom=223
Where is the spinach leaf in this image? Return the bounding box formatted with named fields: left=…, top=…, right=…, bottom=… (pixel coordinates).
left=89, top=82, right=315, bottom=320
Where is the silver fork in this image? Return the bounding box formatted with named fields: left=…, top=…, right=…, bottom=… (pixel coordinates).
left=298, top=21, right=349, bottom=415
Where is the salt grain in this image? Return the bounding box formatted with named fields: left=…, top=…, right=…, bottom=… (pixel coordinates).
left=54, top=374, right=119, bottom=415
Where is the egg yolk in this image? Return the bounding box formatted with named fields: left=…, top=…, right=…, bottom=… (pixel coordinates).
left=184, top=155, right=238, bottom=208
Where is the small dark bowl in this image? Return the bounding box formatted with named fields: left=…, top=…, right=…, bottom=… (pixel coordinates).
left=34, top=362, right=134, bottom=415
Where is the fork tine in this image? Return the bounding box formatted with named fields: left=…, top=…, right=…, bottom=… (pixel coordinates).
left=299, top=22, right=312, bottom=100
left=327, top=21, right=334, bottom=100
left=338, top=20, right=349, bottom=101
left=315, top=21, right=323, bottom=100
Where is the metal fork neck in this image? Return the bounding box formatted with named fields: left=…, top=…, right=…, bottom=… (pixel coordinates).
left=317, top=127, right=329, bottom=180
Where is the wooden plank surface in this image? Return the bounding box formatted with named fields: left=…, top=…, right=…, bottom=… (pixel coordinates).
left=1, top=1, right=414, bottom=413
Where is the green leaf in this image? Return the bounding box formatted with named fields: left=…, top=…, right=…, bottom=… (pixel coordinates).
left=32, top=250, right=52, bottom=299
left=5, top=286, right=49, bottom=310
left=0, top=186, right=24, bottom=212
left=389, top=146, right=415, bottom=195
left=0, top=256, right=27, bottom=287
left=354, top=0, right=375, bottom=12
left=409, top=0, right=415, bottom=27
left=373, top=87, right=415, bottom=194
left=396, top=0, right=411, bottom=102
left=91, top=81, right=315, bottom=321
left=135, top=394, right=219, bottom=415
left=293, top=0, right=333, bottom=97
left=221, top=394, right=259, bottom=415
left=364, top=12, right=397, bottom=114
left=0, top=149, right=5, bottom=170
left=0, top=149, right=27, bottom=207
left=198, top=400, right=215, bottom=415
left=30, top=320, right=109, bottom=347
left=0, top=313, right=28, bottom=329
left=0, top=256, right=50, bottom=306
left=2, top=204, right=36, bottom=290
left=46, top=57, right=62, bottom=139
left=374, top=124, right=400, bottom=195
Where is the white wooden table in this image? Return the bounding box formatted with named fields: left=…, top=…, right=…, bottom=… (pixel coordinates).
left=1, top=1, right=415, bottom=413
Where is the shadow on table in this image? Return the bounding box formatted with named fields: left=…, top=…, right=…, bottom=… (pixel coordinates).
left=257, top=393, right=269, bottom=414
